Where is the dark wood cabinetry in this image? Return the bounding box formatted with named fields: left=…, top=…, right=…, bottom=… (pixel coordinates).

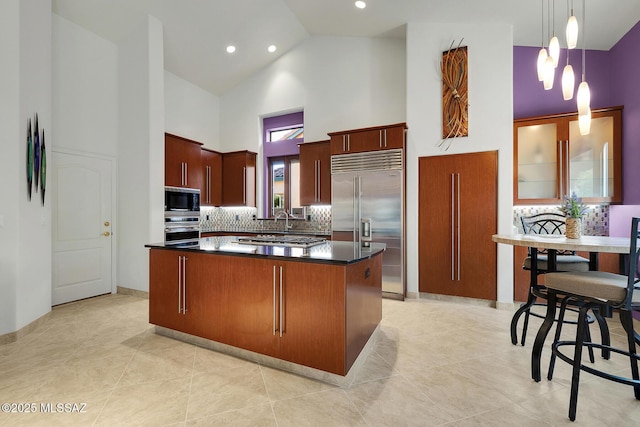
left=299, top=140, right=331, bottom=205
left=201, top=148, right=222, bottom=206
left=514, top=106, right=622, bottom=205
left=222, top=151, right=256, bottom=206
left=165, top=133, right=202, bottom=188
left=418, top=151, right=498, bottom=300
left=328, top=123, right=406, bottom=155
left=148, top=248, right=383, bottom=375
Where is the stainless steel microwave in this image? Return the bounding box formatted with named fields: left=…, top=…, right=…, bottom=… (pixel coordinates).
left=165, top=186, right=200, bottom=212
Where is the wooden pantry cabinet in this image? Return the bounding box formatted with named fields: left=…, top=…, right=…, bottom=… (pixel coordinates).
left=165, top=133, right=202, bottom=189
left=299, top=140, right=331, bottom=205
left=514, top=106, right=622, bottom=205
left=201, top=148, right=222, bottom=206
left=222, top=151, right=256, bottom=207
left=418, top=151, right=498, bottom=300
left=328, top=123, right=406, bottom=155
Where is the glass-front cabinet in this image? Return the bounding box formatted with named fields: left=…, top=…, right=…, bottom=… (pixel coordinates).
left=514, top=106, right=622, bottom=205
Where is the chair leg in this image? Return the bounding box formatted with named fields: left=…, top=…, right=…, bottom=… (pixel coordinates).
left=620, top=309, right=640, bottom=400
left=532, top=291, right=557, bottom=382
left=593, top=307, right=611, bottom=360
left=512, top=291, right=536, bottom=345
left=568, top=304, right=590, bottom=422
left=548, top=296, right=569, bottom=380
left=521, top=309, right=531, bottom=346
left=584, top=316, right=595, bottom=364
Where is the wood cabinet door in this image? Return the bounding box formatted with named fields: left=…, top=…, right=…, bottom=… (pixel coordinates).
left=149, top=249, right=186, bottom=332
left=382, top=126, right=405, bottom=150
left=165, top=134, right=203, bottom=188
left=278, top=260, right=345, bottom=374
left=222, top=152, right=256, bottom=206
left=225, top=256, right=279, bottom=357
left=418, top=151, right=497, bottom=300
left=330, top=134, right=348, bottom=155
left=201, top=149, right=222, bottom=206
left=299, top=141, right=331, bottom=205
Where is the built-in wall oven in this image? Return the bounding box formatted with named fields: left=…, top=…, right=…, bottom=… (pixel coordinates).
left=165, top=186, right=201, bottom=247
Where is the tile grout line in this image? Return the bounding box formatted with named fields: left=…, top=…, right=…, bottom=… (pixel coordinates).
left=183, top=344, right=198, bottom=424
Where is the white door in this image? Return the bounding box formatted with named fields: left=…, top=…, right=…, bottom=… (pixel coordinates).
left=52, top=151, right=114, bottom=305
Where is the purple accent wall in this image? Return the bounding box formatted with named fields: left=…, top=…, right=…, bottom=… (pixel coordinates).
left=513, top=46, right=611, bottom=119
left=514, top=21, right=640, bottom=205
left=610, top=21, right=640, bottom=204
left=262, top=111, right=303, bottom=216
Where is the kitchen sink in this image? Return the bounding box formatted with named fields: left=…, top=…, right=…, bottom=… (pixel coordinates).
left=236, top=235, right=327, bottom=248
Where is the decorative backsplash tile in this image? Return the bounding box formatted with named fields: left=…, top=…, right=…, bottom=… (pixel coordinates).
left=513, top=205, right=609, bottom=236
left=201, top=206, right=332, bottom=235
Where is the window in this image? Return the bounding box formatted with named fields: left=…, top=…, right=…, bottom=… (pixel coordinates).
left=268, top=156, right=300, bottom=216
left=263, top=112, right=303, bottom=217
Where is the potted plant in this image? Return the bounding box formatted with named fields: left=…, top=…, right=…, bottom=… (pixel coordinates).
left=559, top=192, right=588, bottom=239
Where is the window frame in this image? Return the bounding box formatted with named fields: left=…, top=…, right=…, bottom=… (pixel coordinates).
left=262, top=112, right=303, bottom=218
left=268, top=155, right=300, bottom=217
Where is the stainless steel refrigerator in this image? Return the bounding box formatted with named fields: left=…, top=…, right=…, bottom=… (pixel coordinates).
left=331, top=149, right=405, bottom=299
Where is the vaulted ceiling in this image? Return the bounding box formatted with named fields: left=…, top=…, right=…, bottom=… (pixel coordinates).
left=53, top=0, right=640, bottom=95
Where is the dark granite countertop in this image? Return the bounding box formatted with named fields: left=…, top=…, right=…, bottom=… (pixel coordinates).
left=146, top=236, right=384, bottom=265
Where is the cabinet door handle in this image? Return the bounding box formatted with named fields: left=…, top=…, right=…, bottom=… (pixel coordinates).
left=558, top=140, right=563, bottom=198
left=451, top=173, right=455, bottom=281
left=177, top=256, right=182, bottom=314
left=181, top=163, right=184, bottom=187
left=185, top=163, right=188, bottom=187
left=456, top=173, right=461, bottom=281
left=182, top=256, right=187, bottom=313
left=379, top=130, right=382, bottom=148
left=205, top=166, right=210, bottom=203
left=273, top=265, right=277, bottom=335
left=384, top=129, right=387, bottom=147
left=317, top=160, right=321, bottom=202
left=347, top=134, right=350, bottom=151
left=242, top=167, right=246, bottom=205
left=342, top=135, right=346, bottom=152
left=279, top=265, right=284, bottom=337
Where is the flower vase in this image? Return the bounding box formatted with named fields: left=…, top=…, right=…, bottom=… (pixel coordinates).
left=566, top=217, right=582, bottom=239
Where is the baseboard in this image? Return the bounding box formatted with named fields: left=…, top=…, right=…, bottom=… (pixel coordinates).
left=0, top=311, right=51, bottom=345
left=117, top=286, right=149, bottom=299
left=418, top=292, right=496, bottom=308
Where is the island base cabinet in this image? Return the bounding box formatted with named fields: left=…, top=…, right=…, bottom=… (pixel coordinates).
left=148, top=249, right=383, bottom=376
left=278, top=261, right=346, bottom=375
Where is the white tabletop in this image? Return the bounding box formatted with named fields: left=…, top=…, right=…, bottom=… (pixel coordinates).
left=492, top=234, right=631, bottom=254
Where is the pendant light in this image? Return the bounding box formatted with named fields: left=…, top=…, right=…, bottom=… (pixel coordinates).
left=542, top=0, right=556, bottom=89
left=576, top=0, right=591, bottom=134
left=566, top=0, right=578, bottom=49
left=537, top=0, right=548, bottom=81
left=549, top=0, right=560, bottom=68
left=562, top=56, right=575, bottom=100
left=561, top=0, right=575, bottom=100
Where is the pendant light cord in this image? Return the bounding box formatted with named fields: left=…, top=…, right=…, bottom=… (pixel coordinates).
left=582, top=0, right=586, bottom=81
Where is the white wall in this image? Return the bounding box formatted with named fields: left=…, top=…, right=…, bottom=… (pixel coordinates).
left=164, top=71, right=220, bottom=150
left=405, top=23, right=514, bottom=303
left=52, top=15, right=118, bottom=157
left=221, top=35, right=406, bottom=213
left=117, top=15, right=165, bottom=292
left=0, top=0, right=52, bottom=335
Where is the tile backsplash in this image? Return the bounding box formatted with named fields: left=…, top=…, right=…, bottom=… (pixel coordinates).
left=201, top=206, right=332, bottom=235
left=513, top=205, right=609, bottom=236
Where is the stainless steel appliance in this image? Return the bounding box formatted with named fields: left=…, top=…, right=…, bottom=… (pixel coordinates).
left=164, top=187, right=200, bottom=246
left=331, top=149, right=405, bottom=299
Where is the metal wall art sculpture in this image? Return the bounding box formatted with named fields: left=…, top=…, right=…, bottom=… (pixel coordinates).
left=439, top=40, right=469, bottom=150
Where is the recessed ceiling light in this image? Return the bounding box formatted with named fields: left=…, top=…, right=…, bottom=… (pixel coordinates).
left=226, top=45, right=236, bottom=54
left=268, top=45, right=277, bottom=53
left=355, top=1, right=366, bottom=9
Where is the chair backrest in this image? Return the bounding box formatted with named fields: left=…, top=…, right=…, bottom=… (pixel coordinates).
left=520, top=213, right=575, bottom=255
left=623, top=217, right=640, bottom=310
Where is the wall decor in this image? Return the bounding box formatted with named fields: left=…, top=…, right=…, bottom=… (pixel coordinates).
left=40, top=129, right=47, bottom=205
left=27, top=118, right=33, bottom=200
left=25, top=113, right=47, bottom=204
left=439, top=40, right=469, bottom=150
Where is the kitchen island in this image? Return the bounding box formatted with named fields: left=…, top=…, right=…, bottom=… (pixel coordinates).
left=146, top=237, right=384, bottom=382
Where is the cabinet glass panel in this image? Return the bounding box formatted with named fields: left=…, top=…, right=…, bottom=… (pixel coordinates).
left=568, top=116, right=614, bottom=198
left=517, top=123, right=558, bottom=199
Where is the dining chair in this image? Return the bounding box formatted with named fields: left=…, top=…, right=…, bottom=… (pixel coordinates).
left=511, top=213, right=591, bottom=346
left=541, top=217, right=640, bottom=421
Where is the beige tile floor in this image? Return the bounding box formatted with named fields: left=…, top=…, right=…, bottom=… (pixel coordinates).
left=0, top=294, right=639, bottom=426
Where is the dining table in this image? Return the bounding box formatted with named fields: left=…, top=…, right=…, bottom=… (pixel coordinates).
left=492, top=233, right=632, bottom=382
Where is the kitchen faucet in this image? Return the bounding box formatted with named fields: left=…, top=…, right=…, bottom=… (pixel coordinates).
left=274, top=210, right=293, bottom=232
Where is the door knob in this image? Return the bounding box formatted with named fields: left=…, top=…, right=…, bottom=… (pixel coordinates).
left=102, top=232, right=111, bottom=237
left=104, top=221, right=110, bottom=227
